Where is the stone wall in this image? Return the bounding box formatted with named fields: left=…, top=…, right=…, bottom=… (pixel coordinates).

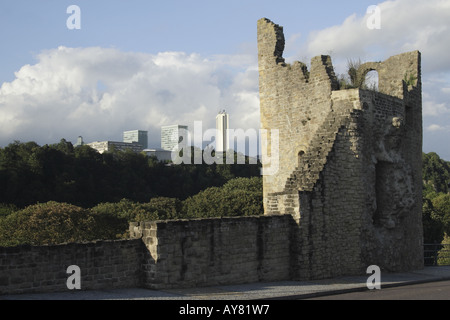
left=130, top=215, right=294, bottom=289
left=0, top=215, right=294, bottom=295
left=0, top=239, right=143, bottom=295
left=257, top=18, right=424, bottom=279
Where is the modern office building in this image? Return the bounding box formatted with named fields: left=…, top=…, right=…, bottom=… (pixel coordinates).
left=143, top=148, right=173, bottom=162
left=75, top=136, right=85, bottom=147
left=161, top=125, right=188, bottom=151
left=215, top=110, right=229, bottom=152
left=87, top=141, right=144, bottom=154
left=123, top=130, right=148, bottom=149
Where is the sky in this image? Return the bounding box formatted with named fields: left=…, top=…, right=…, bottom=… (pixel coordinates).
left=0, top=0, right=449, bottom=160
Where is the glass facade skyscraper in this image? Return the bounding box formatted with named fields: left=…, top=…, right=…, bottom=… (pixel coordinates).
left=161, top=125, right=188, bottom=151
left=123, top=130, right=148, bottom=149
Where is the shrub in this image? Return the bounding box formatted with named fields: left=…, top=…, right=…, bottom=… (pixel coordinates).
left=90, top=197, right=182, bottom=223
left=0, top=203, right=18, bottom=219
left=0, top=201, right=95, bottom=246
left=182, top=177, right=263, bottom=218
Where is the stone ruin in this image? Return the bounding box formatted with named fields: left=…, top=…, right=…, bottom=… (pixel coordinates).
left=258, top=18, right=424, bottom=279
left=0, top=19, right=427, bottom=296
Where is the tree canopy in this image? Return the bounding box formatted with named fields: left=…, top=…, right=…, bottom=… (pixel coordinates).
left=0, top=140, right=260, bottom=208
left=1, top=141, right=449, bottom=249
left=422, top=152, right=450, bottom=244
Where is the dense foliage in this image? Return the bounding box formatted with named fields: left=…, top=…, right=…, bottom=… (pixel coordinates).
left=0, top=201, right=119, bottom=247
left=0, top=177, right=263, bottom=246
left=422, top=152, right=450, bottom=244
left=182, top=177, right=263, bottom=218
left=0, top=140, right=259, bottom=208
left=0, top=140, right=263, bottom=246
left=0, top=140, right=449, bottom=248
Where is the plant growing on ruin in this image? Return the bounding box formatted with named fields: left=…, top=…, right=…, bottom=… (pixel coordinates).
left=337, top=59, right=379, bottom=91
left=347, top=58, right=365, bottom=89
left=337, top=59, right=366, bottom=89
left=403, top=72, right=418, bottom=86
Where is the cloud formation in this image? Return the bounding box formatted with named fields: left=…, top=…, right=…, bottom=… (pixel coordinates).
left=303, top=0, right=450, bottom=71
left=0, top=47, right=260, bottom=149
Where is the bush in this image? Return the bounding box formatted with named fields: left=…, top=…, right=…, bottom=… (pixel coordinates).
left=0, top=203, right=18, bottom=219
left=0, top=179, right=263, bottom=246
left=222, top=176, right=262, bottom=193
left=0, top=202, right=96, bottom=246
left=182, top=177, right=263, bottom=218
left=90, top=197, right=182, bottom=223
left=147, top=197, right=183, bottom=220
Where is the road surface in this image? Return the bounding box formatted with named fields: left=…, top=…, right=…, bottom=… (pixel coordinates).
left=306, top=280, right=450, bottom=300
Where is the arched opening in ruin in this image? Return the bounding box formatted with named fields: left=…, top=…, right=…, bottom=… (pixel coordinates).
left=365, top=70, right=379, bottom=91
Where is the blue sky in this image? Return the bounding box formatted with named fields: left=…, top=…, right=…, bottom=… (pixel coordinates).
left=1, top=0, right=450, bottom=160
left=0, top=0, right=376, bottom=82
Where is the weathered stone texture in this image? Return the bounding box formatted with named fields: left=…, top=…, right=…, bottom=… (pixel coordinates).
left=257, top=18, right=423, bottom=279
left=1, top=215, right=294, bottom=295
left=132, top=215, right=294, bottom=289
left=0, top=240, right=143, bottom=295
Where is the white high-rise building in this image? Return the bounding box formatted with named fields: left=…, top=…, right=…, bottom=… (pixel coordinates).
left=215, top=110, right=229, bottom=153
left=161, top=125, right=188, bottom=151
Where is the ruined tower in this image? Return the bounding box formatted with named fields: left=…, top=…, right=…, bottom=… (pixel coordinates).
left=258, top=18, right=423, bottom=279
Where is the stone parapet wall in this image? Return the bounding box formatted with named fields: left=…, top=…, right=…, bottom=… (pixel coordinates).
left=1, top=215, right=295, bottom=295
left=0, top=239, right=143, bottom=295
left=131, top=215, right=294, bottom=289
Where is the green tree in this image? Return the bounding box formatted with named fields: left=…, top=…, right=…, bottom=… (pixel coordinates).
left=432, top=193, right=450, bottom=236
left=423, top=152, right=450, bottom=195
left=422, top=197, right=445, bottom=244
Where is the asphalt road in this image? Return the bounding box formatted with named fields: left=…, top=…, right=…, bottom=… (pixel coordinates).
left=306, top=280, right=450, bottom=300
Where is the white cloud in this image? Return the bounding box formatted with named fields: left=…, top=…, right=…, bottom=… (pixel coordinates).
left=296, top=0, right=450, bottom=79
left=0, top=47, right=260, bottom=149
left=294, top=0, right=450, bottom=159
left=423, top=100, right=450, bottom=117
left=426, top=124, right=448, bottom=132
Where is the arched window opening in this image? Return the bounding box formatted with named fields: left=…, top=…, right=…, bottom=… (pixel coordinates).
left=365, top=70, right=379, bottom=91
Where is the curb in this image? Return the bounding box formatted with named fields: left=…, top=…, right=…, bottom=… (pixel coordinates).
left=262, top=276, right=450, bottom=300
